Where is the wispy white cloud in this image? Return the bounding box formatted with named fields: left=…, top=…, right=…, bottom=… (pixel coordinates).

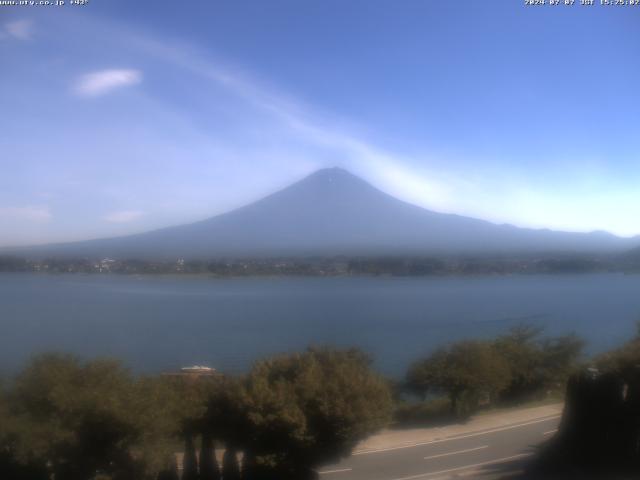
left=74, top=69, right=142, bottom=97
left=0, top=206, right=51, bottom=222
left=5, top=13, right=635, bottom=245
left=103, top=210, right=145, bottom=223
left=149, top=43, right=622, bottom=233
left=2, top=20, right=33, bottom=40
left=56, top=26, right=497, bottom=229
left=123, top=36, right=459, bottom=210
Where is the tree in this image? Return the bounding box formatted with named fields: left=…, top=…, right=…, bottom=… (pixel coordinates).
left=6, top=354, right=139, bottom=479
left=241, top=347, right=393, bottom=478
left=493, top=325, right=546, bottom=403
left=221, top=448, right=240, bottom=480
left=0, top=381, right=48, bottom=480
left=530, top=329, right=637, bottom=477
left=538, top=333, right=584, bottom=389
left=160, top=375, right=221, bottom=435
left=497, top=326, right=540, bottom=391
left=160, top=373, right=228, bottom=480
left=199, top=432, right=219, bottom=480
left=182, top=433, right=199, bottom=480
left=4, top=353, right=180, bottom=480
left=493, top=326, right=584, bottom=404
left=407, top=341, right=510, bottom=417
left=201, top=376, right=248, bottom=449
left=241, top=449, right=258, bottom=480
left=156, top=459, right=180, bottom=480
left=596, top=322, right=640, bottom=381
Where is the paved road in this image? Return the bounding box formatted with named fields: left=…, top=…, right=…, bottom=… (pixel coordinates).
left=317, top=414, right=560, bottom=480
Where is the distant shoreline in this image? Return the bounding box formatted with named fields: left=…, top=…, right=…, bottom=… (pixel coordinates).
left=3, top=252, right=640, bottom=278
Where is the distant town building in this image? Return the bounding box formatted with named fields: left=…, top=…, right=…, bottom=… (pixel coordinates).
left=98, top=258, right=116, bottom=272
left=176, top=258, right=185, bottom=272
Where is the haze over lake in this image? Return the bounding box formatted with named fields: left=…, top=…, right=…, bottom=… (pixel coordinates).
left=2, top=272, right=639, bottom=377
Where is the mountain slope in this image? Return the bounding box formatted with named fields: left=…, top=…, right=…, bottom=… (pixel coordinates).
left=11, top=168, right=639, bottom=259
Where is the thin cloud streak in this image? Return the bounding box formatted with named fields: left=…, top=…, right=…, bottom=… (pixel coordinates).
left=74, top=69, right=142, bottom=97
left=3, top=20, right=33, bottom=40
left=103, top=210, right=145, bottom=223
left=93, top=25, right=639, bottom=237
left=171, top=55, right=640, bottom=236
left=125, top=33, right=460, bottom=212
left=0, top=206, right=51, bottom=222
left=4, top=12, right=636, bottom=245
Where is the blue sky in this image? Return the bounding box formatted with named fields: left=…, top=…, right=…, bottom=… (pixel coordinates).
left=2, top=0, right=640, bottom=246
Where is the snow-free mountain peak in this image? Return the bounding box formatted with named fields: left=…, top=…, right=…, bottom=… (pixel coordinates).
left=9, top=168, right=638, bottom=259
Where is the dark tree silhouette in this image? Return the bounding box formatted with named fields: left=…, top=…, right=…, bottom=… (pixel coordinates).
left=222, top=448, right=240, bottom=480
left=240, top=450, right=257, bottom=480
left=156, top=460, right=180, bottom=480
left=533, top=365, right=640, bottom=478
left=199, top=432, right=219, bottom=480
left=0, top=451, right=48, bottom=480
left=182, top=433, right=199, bottom=480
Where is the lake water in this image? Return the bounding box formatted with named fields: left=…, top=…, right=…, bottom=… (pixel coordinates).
left=1, top=273, right=639, bottom=378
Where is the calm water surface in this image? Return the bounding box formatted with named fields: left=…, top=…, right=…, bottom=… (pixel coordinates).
left=1, top=273, right=639, bottom=377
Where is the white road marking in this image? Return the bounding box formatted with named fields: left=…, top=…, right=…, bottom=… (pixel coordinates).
left=543, top=429, right=557, bottom=436
left=353, top=415, right=560, bottom=456
left=423, top=445, right=488, bottom=460
left=317, top=468, right=353, bottom=475
left=389, top=452, right=533, bottom=480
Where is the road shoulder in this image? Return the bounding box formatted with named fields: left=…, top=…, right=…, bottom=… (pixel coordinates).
left=354, top=403, right=563, bottom=455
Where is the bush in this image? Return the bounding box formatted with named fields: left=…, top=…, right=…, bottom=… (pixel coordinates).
left=393, top=397, right=452, bottom=427
left=241, top=347, right=393, bottom=476
left=494, top=326, right=584, bottom=404
left=406, top=340, right=510, bottom=418
left=1, top=354, right=182, bottom=480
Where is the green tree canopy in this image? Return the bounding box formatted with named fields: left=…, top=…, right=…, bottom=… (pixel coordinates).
left=241, top=347, right=393, bottom=478
left=493, top=324, right=545, bottom=402
left=538, top=333, right=584, bottom=387
left=493, top=325, right=583, bottom=402
left=595, top=321, right=640, bottom=380
left=3, top=353, right=181, bottom=480
left=407, top=340, right=510, bottom=417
